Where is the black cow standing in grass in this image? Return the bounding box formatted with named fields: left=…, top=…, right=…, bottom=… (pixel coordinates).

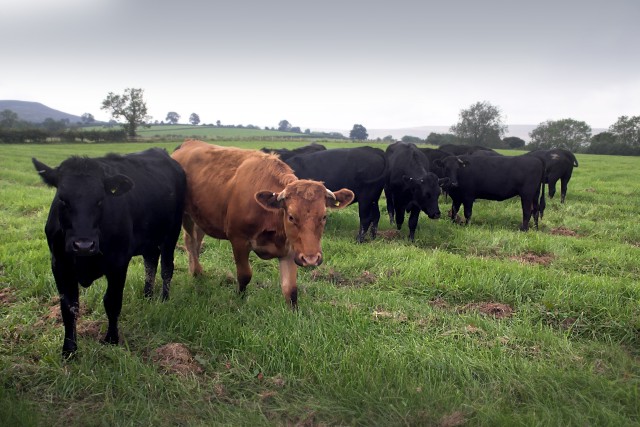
left=434, top=154, right=546, bottom=231
left=438, top=144, right=499, bottom=156
left=260, top=143, right=326, bottom=161
left=525, top=148, right=578, bottom=203
left=285, top=146, right=387, bottom=243
left=32, top=148, right=186, bottom=357
left=385, top=142, right=444, bottom=241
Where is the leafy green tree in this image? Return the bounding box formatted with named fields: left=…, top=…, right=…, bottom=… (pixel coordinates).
left=278, top=120, right=291, bottom=132
left=349, top=124, right=368, bottom=140
left=401, top=135, right=423, bottom=144
left=382, top=135, right=395, bottom=142
left=425, top=132, right=460, bottom=147
left=609, top=115, right=640, bottom=148
left=0, top=109, right=19, bottom=129
left=101, top=88, right=151, bottom=138
left=189, top=113, right=200, bottom=125
left=80, top=113, right=95, bottom=125
left=528, top=119, right=592, bottom=152
left=291, top=126, right=301, bottom=133
left=166, top=112, right=180, bottom=125
left=503, top=136, right=525, bottom=149
left=450, top=101, right=507, bottom=147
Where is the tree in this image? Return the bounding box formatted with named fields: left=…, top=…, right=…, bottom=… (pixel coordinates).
left=609, top=115, right=640, bottom=148
left=425, top=132, right=460, bottom=147
left=278, top=120, right=291, bottom=132
left=450, top=101, right=507, bottom=147
left=189, top=113, right=200, bottom=126
left=80, top=113, right=95, bottom=125
left=349, top=124, right=368, bottom=140
left=290, top=126, right=301, bottom=133
left=382, top=135, right=395, bottom=142
left=166, top=112, right=180, bottom=125
left=401, top=135, right=422, bottom=144
left=101, top=88, right=151, bottom=138
left=528, top=119, right=592, bottom=152
left=503, top=136, right=525, bottom=149
left=0, top=109, right=19, bottom=129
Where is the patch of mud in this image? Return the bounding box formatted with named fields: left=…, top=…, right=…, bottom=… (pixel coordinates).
left=310, top=268, right=377, bottom=287
left=377, top=229, right=401, bottom=240
left=439, top=410, right=467, bottom=427
left=509, top=252, right=555, bottom=266
left=429, top=298, right=450, bottom=309
left=550, top=226, right=579, bottom=237
left=0, top=287, right=16, bottom=305
left=459, top=302, right=514, bottom=319
left=77, top=320, right=103, bottom=340
left=152, top=343, right=203, bottom=376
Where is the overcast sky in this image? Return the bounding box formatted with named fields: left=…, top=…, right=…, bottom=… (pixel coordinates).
left=1, top=0, right=638, bottom=133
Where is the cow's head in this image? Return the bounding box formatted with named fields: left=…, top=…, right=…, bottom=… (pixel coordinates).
left=33, top=157, right=133, bottom=256
left=255, top=179, right=354, bottom=267
left=434, top=156, right=469, bottom=189
left=402, top=173, right=442, bottom=219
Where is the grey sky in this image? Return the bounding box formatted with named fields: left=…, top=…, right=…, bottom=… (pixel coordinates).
left=1, top=0, right=638, bottom=133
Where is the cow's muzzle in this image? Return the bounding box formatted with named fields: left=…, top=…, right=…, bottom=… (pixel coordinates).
left=295, top=252, right=323, bottom=267
left=72, top=238, right=98, bottom=256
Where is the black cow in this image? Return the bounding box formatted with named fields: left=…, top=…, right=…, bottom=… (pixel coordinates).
left=525, top=148, right=578, bottom=203
left=385, top=142, right=443, bottom=241
left=438, top=144, right=499, bottom=156
left=285, top=146, right=387, bottom=243
left=418, top=147, right=453, bottom=179
left=434, top=154, right=546, bottom=231
left=260, top=143, right=326, bottom=161
left=32, top=148, right=186, bottom=357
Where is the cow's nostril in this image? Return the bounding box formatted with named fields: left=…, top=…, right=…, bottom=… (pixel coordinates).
left=73, top=239, right=96, bottom=253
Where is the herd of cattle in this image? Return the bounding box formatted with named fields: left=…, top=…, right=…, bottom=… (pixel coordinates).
left=32, top=139, right=578, bottom=356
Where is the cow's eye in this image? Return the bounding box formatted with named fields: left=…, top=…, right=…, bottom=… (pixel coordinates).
left=288, top=215, right=295, bottom=223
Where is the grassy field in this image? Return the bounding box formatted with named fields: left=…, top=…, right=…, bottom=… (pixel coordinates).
left=1, top=141, right=639, bottom=426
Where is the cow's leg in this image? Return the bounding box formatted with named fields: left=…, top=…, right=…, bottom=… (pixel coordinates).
left=384, top=187, right=395, bottom=225
left=560, top=177, right=569, bottom=203
left=182, top=213, right=205, bottom=276
left=450, top=200, right=462, bottom=223
left=407, top=207, right=421, bottom=242
left=357, top=202, right=371, bottom=243
left=143, top=250, right=160, bottom=298
left=159, top=223, right=181, bottom=301
left=370, top=198, right=381, bottom=240
left=52, top=257, right=79, bottom=358
left=548, top=179, right=557, bottom=199
left=103, top=266, right=128, bottom=346
left=520, top=197, right=532, bottom=231
left=394, top=202, right=405, bottom=230
left=278, top=251, right=299, bottom=308
left=462, top=201, right=473, bottom=225
left=231, top=239, right=252, bottom=295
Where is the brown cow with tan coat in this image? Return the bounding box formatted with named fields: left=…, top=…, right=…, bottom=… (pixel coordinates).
left=172, top=139, right=354, bottom=307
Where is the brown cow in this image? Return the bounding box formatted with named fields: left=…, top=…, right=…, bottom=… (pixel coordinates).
left=172, top=140, right=354, bottom=307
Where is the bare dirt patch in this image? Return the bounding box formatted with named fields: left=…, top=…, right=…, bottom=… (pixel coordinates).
left=459, top=302, right=514, bottom=319
left=152, top=343, right=203, bottom=376
left=509, top=252, right=555, bottom=266
left=429, top=297, right=450, bottom=309
left=550, top=226, right=579, bottom=237
left=0, top=287, right=16, bottom=305
left=439, top=410, right=467, bottom=427
left=377, top=229, right=401, bottom=240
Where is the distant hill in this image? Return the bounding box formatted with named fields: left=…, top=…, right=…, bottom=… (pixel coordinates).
left=0, top=100, right=84, bottom=123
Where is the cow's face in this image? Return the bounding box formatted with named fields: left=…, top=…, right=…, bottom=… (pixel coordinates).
left=402, top=173, right=442, bottom=219
left=434, top=156, right=469, bottom=189
left=33, top=158, right=133, bottom=256
left=255, top=180, right=354, bottom=267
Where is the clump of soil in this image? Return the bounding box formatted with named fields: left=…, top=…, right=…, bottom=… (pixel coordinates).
left=550, top=226, right=579, bottom=237
left=0, top=287, right=16, bottom=305
left=152, top=343, right=203, bottom=376
left=428, top=297, right=450, bottom=309
left=509, top=252, right=555, bottom=266
left=377, top=229, right=401, bottom=240
left=460, top=302, right=514, bottom=319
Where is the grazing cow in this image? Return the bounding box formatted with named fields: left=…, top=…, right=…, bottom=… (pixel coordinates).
left=438, top=144, right=499, bottom=156
left=525, top=148, right=578, bottom=203
left=434, top=154, right=546, bottom=230
left=171, top=139, right=354, bottom=307
left=260, top=143, right=326, bottom=161
left=32, top=148, right=186, bottom=357
left=285, top=146, right=387, bottom=243
left=385, top=142, right=444, bottom=241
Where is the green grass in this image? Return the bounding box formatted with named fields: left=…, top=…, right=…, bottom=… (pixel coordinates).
left=1, top=142, right=639, bottom=426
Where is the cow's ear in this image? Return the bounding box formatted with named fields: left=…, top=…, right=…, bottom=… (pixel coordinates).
left=104, top=174, right=134, bottom=196
left=255, top=191, right=284, bottom=211
left=32, top=158, right=58, bottom=187
left=326, top=188, right=354, bottom=209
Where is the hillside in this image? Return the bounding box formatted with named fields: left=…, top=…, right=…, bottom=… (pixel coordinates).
left=0, top=100, right=84, bottom=123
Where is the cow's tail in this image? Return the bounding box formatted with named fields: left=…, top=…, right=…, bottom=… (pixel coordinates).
left=538, top=173, right=546, bottom=219
left=570, top=152, right=579, bottom=167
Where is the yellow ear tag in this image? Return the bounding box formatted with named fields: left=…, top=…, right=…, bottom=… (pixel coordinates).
left=334, top=201, right=340, bottom=206
left=110, top=188, right=117, bottom=194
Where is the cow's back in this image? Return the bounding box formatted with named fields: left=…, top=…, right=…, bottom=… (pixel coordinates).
left=172, top=139, right=295, bottom=240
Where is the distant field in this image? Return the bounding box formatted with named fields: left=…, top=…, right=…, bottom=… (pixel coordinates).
left=1, top=141, right=639, bottom=426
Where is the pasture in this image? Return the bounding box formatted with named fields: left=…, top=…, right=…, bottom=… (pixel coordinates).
left=1, top=141, right=639, bottom=426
